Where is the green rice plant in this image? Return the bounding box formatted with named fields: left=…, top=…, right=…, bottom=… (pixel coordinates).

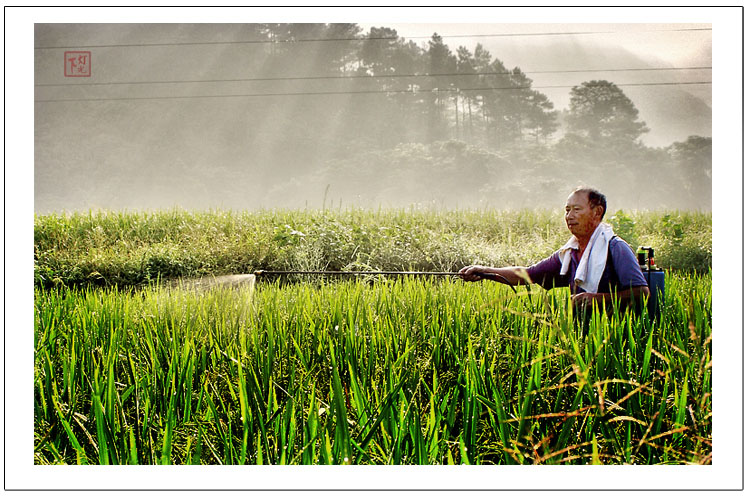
left=35, top=267, right=711, bottom=465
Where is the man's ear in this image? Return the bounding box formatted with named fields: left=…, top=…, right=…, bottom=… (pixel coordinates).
left=595, top=205, right=604, bottom=220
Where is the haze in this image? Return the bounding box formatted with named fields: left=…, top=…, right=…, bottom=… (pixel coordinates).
left=34, top=23, right=712, bottom=214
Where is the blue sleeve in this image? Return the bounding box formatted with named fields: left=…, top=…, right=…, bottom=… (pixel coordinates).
left=609, top=238, right=648, bottom=288
left=526, top=251, right=567, bottom=290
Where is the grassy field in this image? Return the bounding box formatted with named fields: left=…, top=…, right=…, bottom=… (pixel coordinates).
left=34, top=208, right=711, bottom=288
left=33, top=208, right=712, bottom=465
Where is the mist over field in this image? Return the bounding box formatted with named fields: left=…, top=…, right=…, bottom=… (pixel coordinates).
left=34, top=23, right=712, bottom=214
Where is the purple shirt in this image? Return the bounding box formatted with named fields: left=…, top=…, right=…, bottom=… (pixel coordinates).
left=525, top=237, right=648, bottom=294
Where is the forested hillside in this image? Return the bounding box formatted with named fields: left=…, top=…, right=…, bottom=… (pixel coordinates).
left=35, top=23, right=711, bottom=212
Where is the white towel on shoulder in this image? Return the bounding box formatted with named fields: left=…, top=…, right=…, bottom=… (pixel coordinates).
left=559, top=223, right=615, bottom=293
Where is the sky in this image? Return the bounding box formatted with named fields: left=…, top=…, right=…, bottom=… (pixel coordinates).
left=371, top=23, right=712, bottom=67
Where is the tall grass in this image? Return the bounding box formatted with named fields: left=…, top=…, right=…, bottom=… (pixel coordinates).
left=34, top=208, right=712, bottom=288
left=35, top=272, right=711, bottom=465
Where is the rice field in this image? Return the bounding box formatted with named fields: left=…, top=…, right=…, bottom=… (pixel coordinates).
left=33, top=209, right=712, bottom=465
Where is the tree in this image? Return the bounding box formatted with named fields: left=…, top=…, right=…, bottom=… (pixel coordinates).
left=322, top=23, right=363, bottom=74
left=259, top=23, right=361, bottom=76
left=521, top=89, right=559, bottom=143
left=567, top=80, right=649, bottom=142
left=504, top=68, right=558, bottom=144
left=477, top=59, right=517, bottom=148
left=352, top=27, right=428, bottom=148
left=669, top=136, right=712, bottom=209
left=456, top=43, right=495, bottom=146
left=360, top=27, right=402, bottom=75
left=426, top=34, right=457, bottom=141
left=455, top=46, right=476, bottom=140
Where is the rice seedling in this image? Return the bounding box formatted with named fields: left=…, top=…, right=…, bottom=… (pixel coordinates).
left=34, top=270, right=711, bottom=465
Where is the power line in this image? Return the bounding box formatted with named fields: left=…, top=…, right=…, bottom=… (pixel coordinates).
left=34, top=27, right=712, bottom=50
left=34, top=81, right=712, bottom=103
left=35, top=66, right=712, bottom=88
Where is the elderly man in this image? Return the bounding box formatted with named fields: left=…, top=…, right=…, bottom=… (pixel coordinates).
left=459, top=187, right=650, bottom=313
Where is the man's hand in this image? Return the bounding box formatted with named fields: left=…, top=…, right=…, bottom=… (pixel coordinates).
left=458, top=265, right=488, bottom=282
left=571, top=292, right=603, bottom=309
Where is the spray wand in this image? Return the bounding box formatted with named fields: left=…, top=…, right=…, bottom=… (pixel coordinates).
left=252, top=269, right=518, bottom=293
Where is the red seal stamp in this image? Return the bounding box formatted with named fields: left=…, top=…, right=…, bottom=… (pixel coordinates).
left=64, top=51, right=91, bottom=77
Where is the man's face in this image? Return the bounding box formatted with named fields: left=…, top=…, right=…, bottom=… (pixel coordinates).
left=565, top=192, right=602, bottom=239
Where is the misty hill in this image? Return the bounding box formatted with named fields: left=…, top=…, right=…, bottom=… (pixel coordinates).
left=625, top=86, right=711, bottom=147
left=472, top=36, right=712, bottom=147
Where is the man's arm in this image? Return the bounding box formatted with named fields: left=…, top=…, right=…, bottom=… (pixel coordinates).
left=458, top=265, right=532, bottom=285
left=572, top=285, right=650, bottom=310
left=459, top=252, right=562, bottom=288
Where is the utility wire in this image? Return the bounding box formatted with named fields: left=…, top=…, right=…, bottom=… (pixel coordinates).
left=35, top=66, right=712, bottom=88
left=34, top=27, right=712, bottom=50
left=35, top=81, right=712, bottom=103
